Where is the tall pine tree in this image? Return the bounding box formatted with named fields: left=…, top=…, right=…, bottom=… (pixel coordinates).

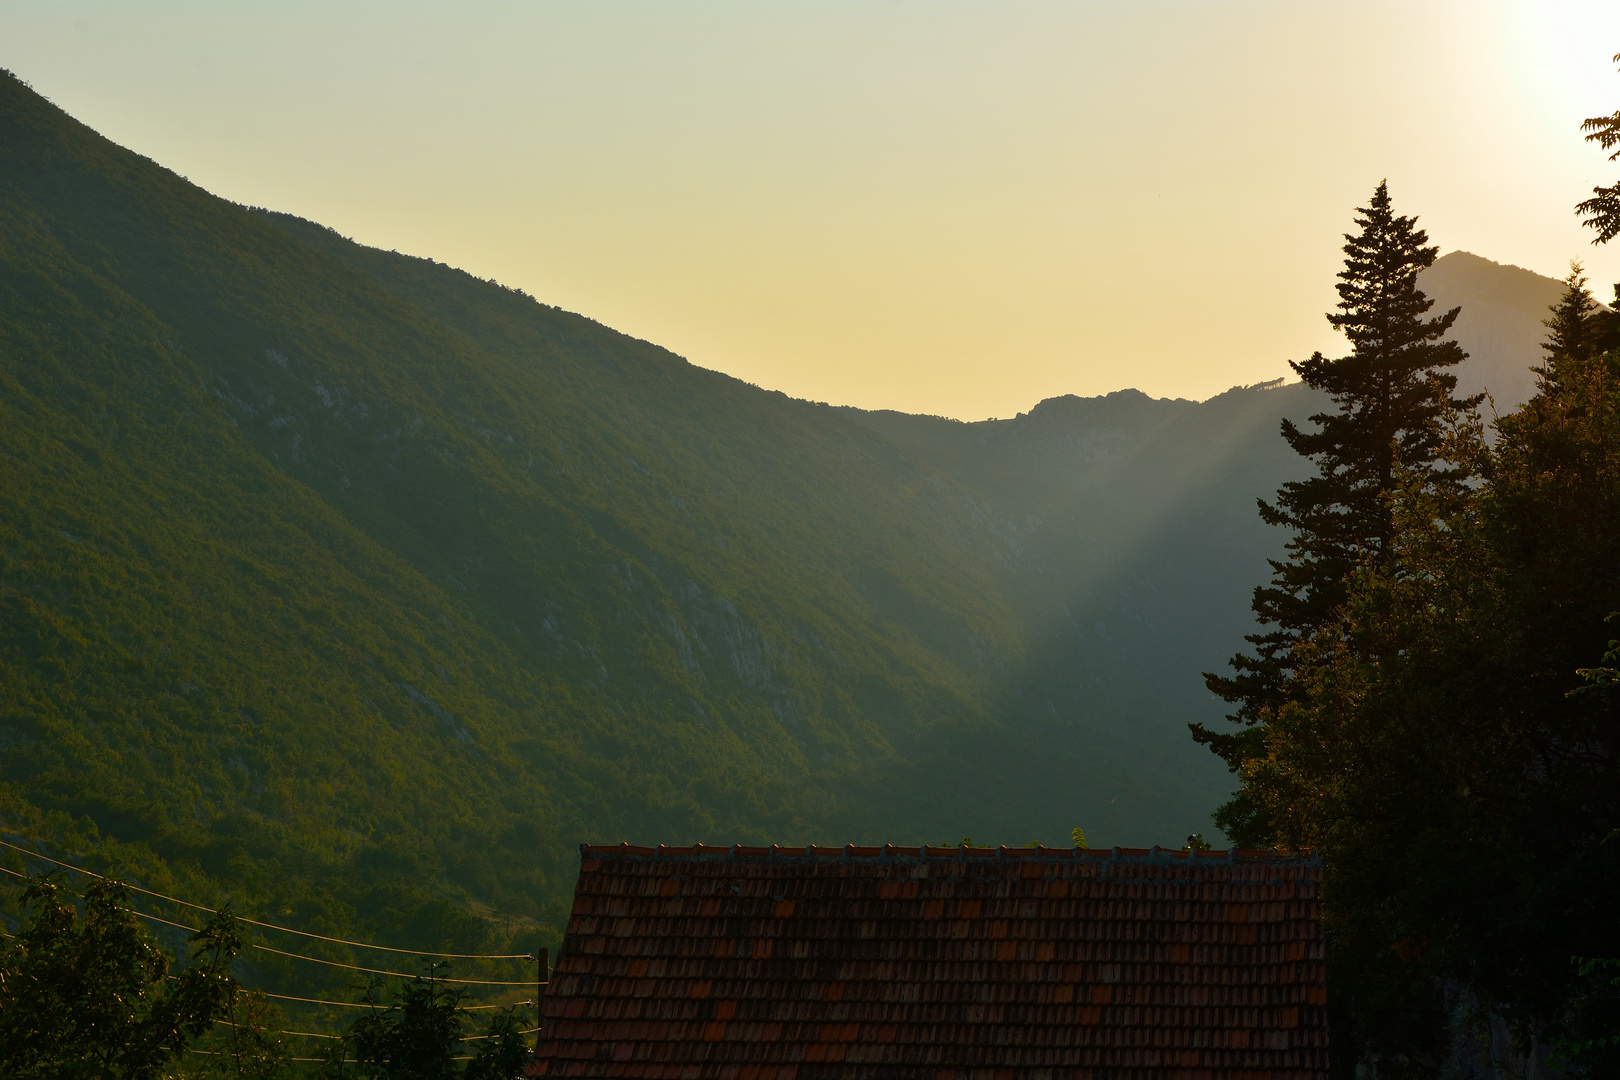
left=1541, top=262, right=1601, bottom=376
left=1240, top=263, right=1620, bottom=1076
left=1194, top=181, right=1480, bottom=845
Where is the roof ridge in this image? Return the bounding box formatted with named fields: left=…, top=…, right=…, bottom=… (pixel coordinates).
left=578, top=841, right=1314, bottom=862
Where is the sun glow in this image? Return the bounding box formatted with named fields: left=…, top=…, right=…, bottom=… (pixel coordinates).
left=3, top=0, right=1618, bottom=418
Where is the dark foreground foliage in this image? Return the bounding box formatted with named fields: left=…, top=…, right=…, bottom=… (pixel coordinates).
left=1210, top=256, right=1620, bottom=1075
left=316, top=973, right=531, bottom=1080
left=0, top=872, right=240, bottom=1078
left=1198, top=180, right=1478, bottom=848
left=1202, top=54, right=1620, bottom=1069
left=0, top=870, right=532, bottom=1079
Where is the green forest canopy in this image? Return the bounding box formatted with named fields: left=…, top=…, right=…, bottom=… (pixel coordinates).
left=0, top=63, right=1301, bottom=993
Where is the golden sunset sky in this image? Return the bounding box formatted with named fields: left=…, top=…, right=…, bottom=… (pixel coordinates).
left=5, top=0, right=1620, bottom=418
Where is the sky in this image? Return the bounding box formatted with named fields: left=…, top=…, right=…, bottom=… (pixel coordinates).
left=3, top=0, right=1620, bottom=419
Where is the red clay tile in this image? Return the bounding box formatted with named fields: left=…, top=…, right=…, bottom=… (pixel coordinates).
left=532, top=845, right=1326, bottom=1079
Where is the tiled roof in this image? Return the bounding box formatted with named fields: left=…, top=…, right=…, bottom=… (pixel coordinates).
left=529, top=843, right=1327, bottom=1080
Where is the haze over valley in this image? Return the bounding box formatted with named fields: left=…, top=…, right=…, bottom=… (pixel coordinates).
left=0, top=69, right=1570, bottom=949
left=10, top=0, right=1620, bottom=1069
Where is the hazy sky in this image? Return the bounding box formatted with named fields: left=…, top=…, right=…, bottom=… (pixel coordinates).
left=4, top=1, right=1620, bottom=418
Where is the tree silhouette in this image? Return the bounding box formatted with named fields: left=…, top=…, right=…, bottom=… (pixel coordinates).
left=1578, top=53, right=1620, bottom=245
left=1195, top=181, right=1479, bottom=844
left=0, top=871, right=241, bottom=1079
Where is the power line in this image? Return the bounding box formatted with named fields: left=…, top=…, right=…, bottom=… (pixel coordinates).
left=260, top=990, right=533, bottom=1011
left=168, top=974, right=536, bottom=1009
left=3, top=860, right=536, bottom=984
left=6, top=865, right=546, bottom=1054
left=240, top=938, right=536, bottom=984
left=212, top=1020, right=540, bottom=1041
left=0, top=839, right=532, bottom=959
left=132, top=906, right=212, bottom=935
left=138, top=906, right=528, bottom=984
left=188, top=1050, right=332, bottom=1063
left=215, top=1020, right=342, bottom=1041
left=189, top=1050, right=497, bottom=1063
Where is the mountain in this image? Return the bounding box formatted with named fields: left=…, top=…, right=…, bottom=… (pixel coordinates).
left=0, top=67, right=1042, bottom=953
left=0, top=70, right=1565, bottom=975
left=1419, top=249, right=1569, bottom=413
left=840, top=381, right=1318, bottom=822
left=831, top=251, right=1566, bottom=846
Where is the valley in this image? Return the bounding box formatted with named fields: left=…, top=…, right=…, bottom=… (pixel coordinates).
left=0, top=68, right=1560, bottom=962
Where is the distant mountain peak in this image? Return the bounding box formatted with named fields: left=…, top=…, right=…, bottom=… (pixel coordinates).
left=1426, top=250, right=1571, bottom=317
left=1418, top=251, right=1564, bottom=410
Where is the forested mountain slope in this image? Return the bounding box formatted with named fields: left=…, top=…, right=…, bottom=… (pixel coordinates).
left=838, top=250, right=1565, bottom=844
left=0, top=70, right=1561, bottom=962
left=0, top=69, right=1044, bottom=948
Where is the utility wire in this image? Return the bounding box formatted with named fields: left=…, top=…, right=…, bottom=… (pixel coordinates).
left=214, top=1020, right=541, bottom=1041
left=0, top=839, right=533, bottom=959
left=190, top=1052, right=492, bottom=1064
left=136, top=906, right=533, bottom=984
left=132, top=907, right=211, bottom=935
left=188, top=1050, right=332, bottom=1062
left=260, top=990, right=533, bottom=1010
left=214, top=1020, right=342, bottom=1040
left=171, top=979, right=534, bottom=1010
left=7, top=863, right=544, bottom=1052
left=239, top=938, right=535, bottom=984
left=150, top=909, right=537, bottom=984
left=3, top=861, right=536, bottom=984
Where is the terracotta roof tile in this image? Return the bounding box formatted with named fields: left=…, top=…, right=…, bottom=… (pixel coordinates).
left=529, top=845, right=1326, bottom=1079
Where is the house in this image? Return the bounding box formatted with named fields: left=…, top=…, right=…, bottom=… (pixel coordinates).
left=528, top=842, right=1327, bottom=1079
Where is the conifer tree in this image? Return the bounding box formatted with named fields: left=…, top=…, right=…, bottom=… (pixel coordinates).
left=1194, top=181, right=1479, bottom=844
left=1241, top=268, right=1620, bottom=1072
left=1541, top=263, right=1600, bottom=376
left=1539, top=263, right=1620, bottom=388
